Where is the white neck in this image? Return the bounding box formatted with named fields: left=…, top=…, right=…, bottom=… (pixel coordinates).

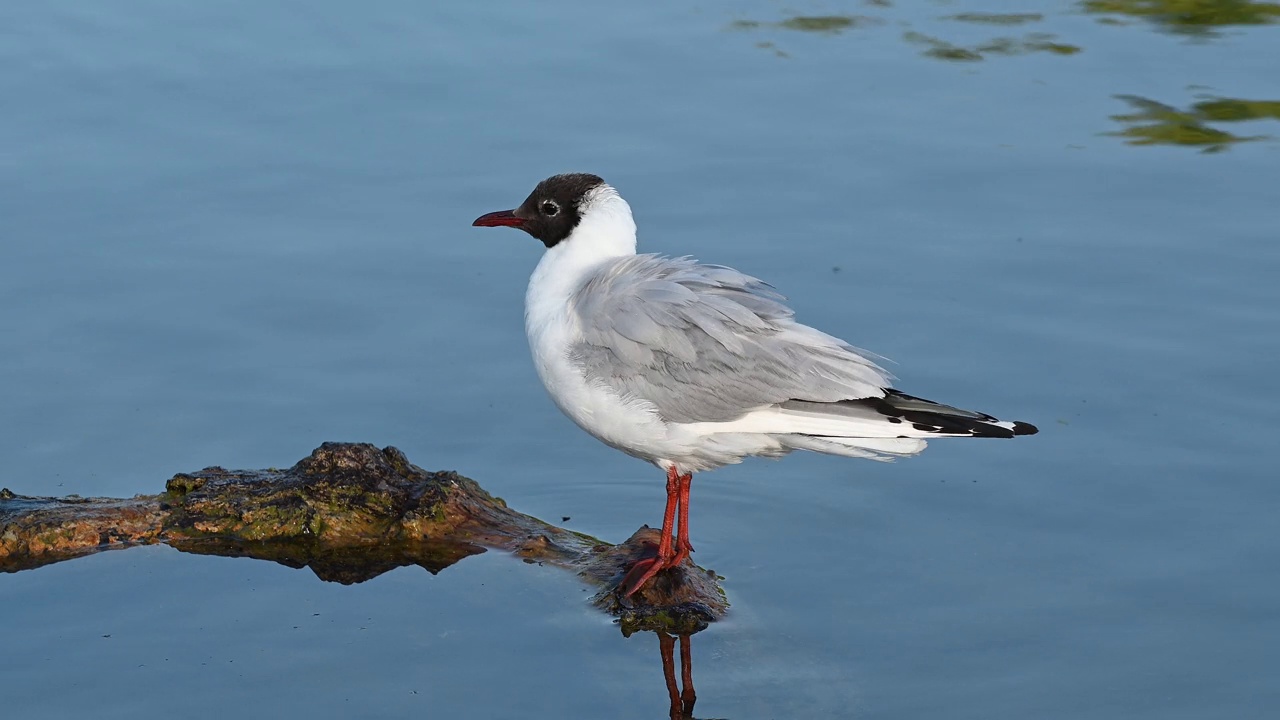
left=526, top=184, right=637, bottom=308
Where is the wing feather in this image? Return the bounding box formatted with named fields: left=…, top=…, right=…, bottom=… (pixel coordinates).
left=568, top=255, right=892, bottom=423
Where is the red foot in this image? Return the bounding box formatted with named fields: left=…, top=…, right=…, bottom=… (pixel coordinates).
left=671, top=536, right=694, bottom=568
left=623, top=538, right=696, bottom=596
left=622, top=557, right=671, bottom=597
left=622, top=467, right=695, bottom=597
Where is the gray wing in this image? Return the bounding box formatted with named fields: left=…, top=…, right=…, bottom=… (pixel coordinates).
left=568, top=255, right=893, bottom=423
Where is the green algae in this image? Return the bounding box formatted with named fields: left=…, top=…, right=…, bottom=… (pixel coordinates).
left=728, top=15, right=879, bottom=35
left=1107, top=94, right=1277, bottom=151
left=777, top=15, right=862, bottom=33
left=1082, top=0, right=1280, bottom=34
left=903, top=31, right=1080, bottom=60
left=1193, top=98, right=1280, bottom=121
left=946, top=12, right=1045, bottom=24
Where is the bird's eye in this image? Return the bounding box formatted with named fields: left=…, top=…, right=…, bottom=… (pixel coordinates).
left=541, top=201, right=559, bottom=216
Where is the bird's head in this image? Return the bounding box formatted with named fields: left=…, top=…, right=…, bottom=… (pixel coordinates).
left=472, top=173, right=634, bottom=253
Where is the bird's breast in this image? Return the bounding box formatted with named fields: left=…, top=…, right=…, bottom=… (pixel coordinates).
left=524, top=303, right=671, bottom=462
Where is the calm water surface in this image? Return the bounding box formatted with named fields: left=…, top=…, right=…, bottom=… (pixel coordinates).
left=2, top=1, right=1278, bottom=718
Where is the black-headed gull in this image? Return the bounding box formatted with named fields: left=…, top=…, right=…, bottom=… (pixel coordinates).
left=473, top=173, right=1037, bottom=595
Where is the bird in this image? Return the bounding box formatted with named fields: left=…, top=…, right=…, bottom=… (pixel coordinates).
left=473, top=173, right=1037, bottom=595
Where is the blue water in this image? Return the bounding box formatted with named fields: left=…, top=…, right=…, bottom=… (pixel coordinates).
left=3, top=1, right=1278, bottom=717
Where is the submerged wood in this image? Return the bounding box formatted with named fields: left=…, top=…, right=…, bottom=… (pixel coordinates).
left=0, top=442, right=726, bottom=633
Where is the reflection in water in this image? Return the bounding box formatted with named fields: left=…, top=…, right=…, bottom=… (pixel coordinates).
left=1107, top=94, right=1280, bottom=150
left=174, top=538, right=720, bottom=718
left=1082, top=0, right=1280, bottom=35
left=169, top=537, right=722, bottom=718
left=903, top=31, right=1081, bottom=61
left=1195, top=97, right=1280, bottom=120
left=728, top=16, right=878, bottom=35
left=727, top=3, right=1279, bottom=156
left=729, top=11, right=1080, bottom=62
left=169, top=536, right=486, bottom=584
left=945, top=12, right=1045, bottom=25
left=736, top=0, right=1280, bottom=41
left=151, top=534, right=721, bottom=716
left=656, top=633, right=704, bottom=720
left=176, top=539, right=715, bottom=716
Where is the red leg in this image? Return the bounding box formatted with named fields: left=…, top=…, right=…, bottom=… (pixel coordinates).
left=622, top=466, right=681, bottom=596
left=671, top=473, right=694, bottom=566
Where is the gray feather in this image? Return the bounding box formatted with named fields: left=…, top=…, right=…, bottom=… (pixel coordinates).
left=568, top=255, right=892, bottom=423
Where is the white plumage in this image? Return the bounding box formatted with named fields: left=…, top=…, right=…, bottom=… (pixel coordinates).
left=474, top=173, right=1036, bottom=594
left=512, top=178, right=1033, bottom=474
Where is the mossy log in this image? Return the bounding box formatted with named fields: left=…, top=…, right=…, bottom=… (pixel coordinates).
left=0, top=442, right=726, bottom=633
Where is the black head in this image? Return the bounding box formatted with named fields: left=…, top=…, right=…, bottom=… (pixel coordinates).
left=472, top=173, right=606, bottom=248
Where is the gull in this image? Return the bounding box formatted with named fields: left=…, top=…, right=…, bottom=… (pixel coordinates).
left=473, top=173, right=1037, bottom=595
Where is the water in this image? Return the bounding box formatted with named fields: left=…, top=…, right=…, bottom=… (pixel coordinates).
left=2, top=1, right=1278, bottom=717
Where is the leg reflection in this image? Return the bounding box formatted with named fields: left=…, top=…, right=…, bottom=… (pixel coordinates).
left=657, top=632, right=697, bottom=719
left=679, top=633, right=696, bottom=716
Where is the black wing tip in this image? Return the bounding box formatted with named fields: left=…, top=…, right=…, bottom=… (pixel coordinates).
left=1012, top=421, right=1039, bottom=436
left=975, top=424, right=1015, bottom=439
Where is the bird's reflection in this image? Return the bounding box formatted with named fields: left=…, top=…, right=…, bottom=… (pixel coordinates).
left=656, top=632, right=698, bottom=720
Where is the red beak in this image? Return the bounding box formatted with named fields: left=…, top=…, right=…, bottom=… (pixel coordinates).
left=472, top=210, right=526, bottom=228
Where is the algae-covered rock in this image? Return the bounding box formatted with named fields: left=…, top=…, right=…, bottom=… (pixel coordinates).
left=0, top=443, right=728, bottom=631
left=582, top=527, right=729, bottom=635
left=0, top=493, right=166, bottom=570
